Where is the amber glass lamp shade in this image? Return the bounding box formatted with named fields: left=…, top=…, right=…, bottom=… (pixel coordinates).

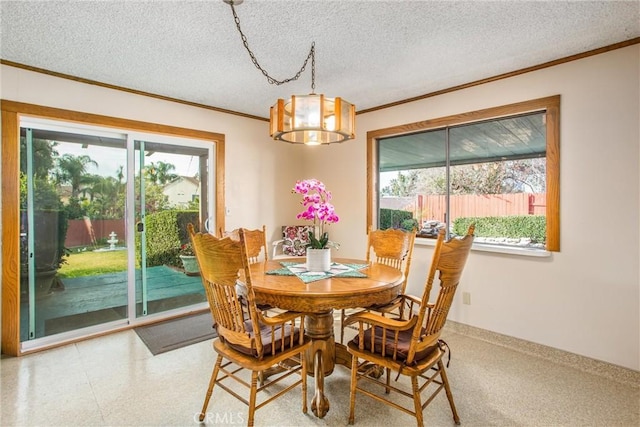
left=270, top=94, right=355, bottom=145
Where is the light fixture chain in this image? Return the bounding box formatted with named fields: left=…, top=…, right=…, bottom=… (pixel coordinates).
left=229, top=2, right=315, bottom=88
left=311, top=44, right=315, bottom=92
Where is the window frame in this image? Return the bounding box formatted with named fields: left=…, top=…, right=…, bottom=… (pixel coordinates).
left=367, top=95, right=560, bottom=252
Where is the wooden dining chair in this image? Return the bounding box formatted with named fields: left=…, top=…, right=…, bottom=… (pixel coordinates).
left=339, top=226, right=416, bottom=344
left=220, top=225, right=275, bottom=314
left=219, top=225, right=269, bottom=263
left=344, top=225, right=474, bottom=427
left=188, top=224, right=312, bottom=427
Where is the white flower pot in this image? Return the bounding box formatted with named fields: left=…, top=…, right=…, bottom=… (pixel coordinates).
left=306, top=248, right=331, bottom=272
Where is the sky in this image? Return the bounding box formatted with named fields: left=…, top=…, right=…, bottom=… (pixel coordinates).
left=55, top=141, right=200, bottom=179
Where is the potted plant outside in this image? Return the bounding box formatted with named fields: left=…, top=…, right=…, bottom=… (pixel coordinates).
left=179, top=242, right=200, bottom=276
left=20, top=174, right=69, bottom=300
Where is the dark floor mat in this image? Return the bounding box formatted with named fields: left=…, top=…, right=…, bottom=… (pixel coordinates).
left=134, top=312, right=216, bottom=355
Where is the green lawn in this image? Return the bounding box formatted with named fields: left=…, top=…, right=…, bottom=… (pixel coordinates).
left=59, top=250, right=128, bottom=278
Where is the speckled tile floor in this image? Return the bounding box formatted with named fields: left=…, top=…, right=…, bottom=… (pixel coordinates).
left=1, top=322, right=638, bottom=427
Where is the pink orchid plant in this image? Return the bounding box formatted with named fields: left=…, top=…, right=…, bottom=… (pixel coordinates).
left=292, top=179, right=339, bottom=249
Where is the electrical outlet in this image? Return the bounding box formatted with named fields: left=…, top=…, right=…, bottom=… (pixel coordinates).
left=462, top=292, right=471, bottom=305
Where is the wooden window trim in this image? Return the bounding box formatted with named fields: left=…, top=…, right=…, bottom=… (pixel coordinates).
left=367, top=95, right=560, bottom=252
left=1, top=100, right=225, bottom=356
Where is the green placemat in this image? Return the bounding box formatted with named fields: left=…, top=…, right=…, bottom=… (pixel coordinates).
left=267, top=261, right=368, bottom=283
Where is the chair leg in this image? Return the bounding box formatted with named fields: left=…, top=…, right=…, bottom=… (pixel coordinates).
left=348, top=353, right=359, bottom=424
left=248, top=371, right=259, bottom=427
left=385, top=367, right=391, bottom=394
left=199, top=354, right=223, bottom=421
left=340, top=309, right=346, bottom=344
left=301, top=350, right=308, bottom=414
left=411, top=375, right=424, bottom=427
left=438, top=359, right=461, bottom=425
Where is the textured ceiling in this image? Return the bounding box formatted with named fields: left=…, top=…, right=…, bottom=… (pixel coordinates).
left=1, top=1, right=639, bottom=120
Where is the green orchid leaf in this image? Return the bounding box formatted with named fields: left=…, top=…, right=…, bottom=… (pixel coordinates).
left=308, top=231, right=321, bottom=249
left=319, top=232, right=329, bottom=248
left=307, top=230, right=330, bottom=249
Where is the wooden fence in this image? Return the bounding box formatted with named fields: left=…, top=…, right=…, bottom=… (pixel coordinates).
left=66, top=218, right=126, bottom=248
left=408, top=193, right=546, bottom=222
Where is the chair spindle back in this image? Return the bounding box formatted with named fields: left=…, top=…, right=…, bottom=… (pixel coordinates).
left=189, top=223, right=267, bottom=356
left=410, top=225, right=475, bottom=362
left=366, top=226, right=416, bottom=292
left=219, top=225, right=268, bottom=264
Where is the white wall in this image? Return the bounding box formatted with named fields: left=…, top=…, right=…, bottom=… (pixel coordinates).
left=303, top=45, right=640, bottom=371
left=2, top=44, right=638, bottom=370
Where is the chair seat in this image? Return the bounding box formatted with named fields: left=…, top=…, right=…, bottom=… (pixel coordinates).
left=214, top=337, right=312, bottom=371
left=224, top=321, right=302, bottom=357
left=349, top=326, right=437, bottom=364
left=347, top=339, right=444, bottom=375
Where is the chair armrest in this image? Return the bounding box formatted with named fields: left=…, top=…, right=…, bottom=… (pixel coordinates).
left=425, top=301, right=435, bottom=319
left=369, top=294, right=422, bottom=320
left=271, top=238, right=307, bottom=259
left=372, top=294, right=421, bottom=309
left=272, top=239, right=284, bottom=259
left=258, top=310, right=306, bottom=326
left=403, top=295, right=422, bottom=305
left=369, top=298, right=403, bottom=315
left=344, top=311, right=417, bottom=332
left=327, top=240, right=340, bottom=250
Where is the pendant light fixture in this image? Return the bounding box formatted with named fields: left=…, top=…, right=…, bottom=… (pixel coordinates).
left=223, top=0, right=356, bottom=145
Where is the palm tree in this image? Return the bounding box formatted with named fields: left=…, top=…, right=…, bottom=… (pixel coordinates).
left=54, top=154, right=98, bottom=197
left=89, top=176, right=123, bottom=218
left=146, top=161, right=177, bottom=185
left=116, top=165, right=124, bottom=184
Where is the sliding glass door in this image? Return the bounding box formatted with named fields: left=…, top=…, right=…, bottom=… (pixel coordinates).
left=132, top=136, right=211, bottom=318
left=19, top=118, right=213, bottom=348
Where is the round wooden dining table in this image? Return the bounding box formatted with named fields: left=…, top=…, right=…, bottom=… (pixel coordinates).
left=249, top=258, right=404, bottom=419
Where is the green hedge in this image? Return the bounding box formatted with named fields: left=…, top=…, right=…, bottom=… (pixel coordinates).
left=453, top=215, right=546, bottom=243
left=137, top=210, right=199, bottom=268
left=380, top=209, right=419, bottom=231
